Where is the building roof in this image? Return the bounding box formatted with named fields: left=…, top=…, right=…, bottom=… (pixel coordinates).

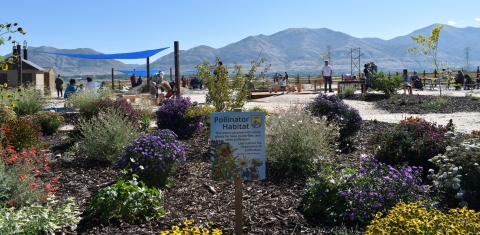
left=43, top=67, right=55, bottom=73
left=22, top=59, right=45, bottom=72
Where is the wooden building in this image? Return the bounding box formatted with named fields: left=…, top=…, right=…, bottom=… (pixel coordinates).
left=0, top=59, right=45, bottom=87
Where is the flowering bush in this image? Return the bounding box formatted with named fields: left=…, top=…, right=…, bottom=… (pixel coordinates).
left=156, top=96, right=204, bottom=139
left=159, top=218, right=224, bottom=235
left=0, top=106, right=16, bottom=122
left=365, top=201, right=480, bottom=234
left=266, top=104, right=338, bottom=174
left=0, top=145, right=57, bottom=207
left=12, top=84, right=46, bottom=116
left=80, top=98, right=139, bottom=125
left=1, top=118, right=41, bottom=151
left=77, top=108, right=143, bottom=164
left=118, top=129, right=186, bottom=187
left=368, top=116, right=456, bottom=174
left=87, top=178, right=164, bottom=224
left=25, top=111, right=65, bottom=135
left=340, top=156, right=429, bottom=224
left=0, top=195, right=80, bottom=235
left=428, top=134, right=480, bottom=210
left=184, top=104, right=216, bottom=130
left=301, top=167, right=352, bottom=223
left=306, top=93, right=362, bottom=147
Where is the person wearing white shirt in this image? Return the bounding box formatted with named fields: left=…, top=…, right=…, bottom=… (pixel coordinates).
left=84, top=76, right=96, bottom=92
left=321, top=60, right=333, bottom=93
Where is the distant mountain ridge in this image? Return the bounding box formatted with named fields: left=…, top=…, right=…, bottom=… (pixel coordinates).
left=6, top=24, right=480, bottom=76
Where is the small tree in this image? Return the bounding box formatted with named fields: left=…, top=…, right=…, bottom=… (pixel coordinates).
left=196, top=57, right=270, bottom=112
left=0, top=22, right=26, bottom=70
left=407, top=24, right=444, bottom=94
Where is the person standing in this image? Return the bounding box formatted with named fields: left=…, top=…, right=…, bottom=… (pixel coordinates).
left=284, top=72, right=289, bottom=84
left=454, top=70, right=464, bottom=90
left=273, top=73, right=279, bottom=84
left=363, top=64, right=372, bottom=92
left=130, top=74, right=136, bottom=87
left=321, top=61, right=333, bottom=93
left=402, top=69, right=412, bottom=94
left=54, top=74, right=64, bottom=98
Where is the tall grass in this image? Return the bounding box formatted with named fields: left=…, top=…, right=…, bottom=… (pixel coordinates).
left=76, top=108, right=143, bottom=164
left=65, top=88, right=114, bottom=110
left=13, top=84, right=46, bottom=115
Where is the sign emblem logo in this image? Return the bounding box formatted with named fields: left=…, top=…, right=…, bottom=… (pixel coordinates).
left=251, top=115, right=262, bottom=128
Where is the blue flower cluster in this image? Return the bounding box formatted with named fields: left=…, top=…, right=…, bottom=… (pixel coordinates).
left=117, top=129, right=186, bottom=186
left=341, top=157, right=427, bottom=224
left=156, top=96, right=204, bottom=139
left=306, top=94, right=363, bottom=141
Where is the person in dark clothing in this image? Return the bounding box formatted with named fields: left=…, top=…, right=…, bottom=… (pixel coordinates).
left=54, top=74, right=64, bottom=98
left=454, top=70, right=464, bottom=90
left=136, top=76, right=143, bottom=86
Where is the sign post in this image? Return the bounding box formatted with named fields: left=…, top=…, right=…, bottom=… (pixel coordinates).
left=210, top=111, right=266, bottom=235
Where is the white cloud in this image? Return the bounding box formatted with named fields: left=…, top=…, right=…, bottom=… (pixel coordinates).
left=447, top=20, right=456, bottom=25
left=475, top=18, right=480, bottom=21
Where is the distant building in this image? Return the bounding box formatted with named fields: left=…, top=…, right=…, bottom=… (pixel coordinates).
left=0, top=59, right=45, bottom=87
left=43, top=67, right=55, bottom=91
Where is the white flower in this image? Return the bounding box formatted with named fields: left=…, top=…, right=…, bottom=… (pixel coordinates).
left=130, top=158, right=135, bottom=162
left=428, top=169, right=435, bottom=173
left=139, top=165, right=144, bottom=170
left=455, top=190, right=465, bottom=199
left=452, top=183, right=461, bottom=189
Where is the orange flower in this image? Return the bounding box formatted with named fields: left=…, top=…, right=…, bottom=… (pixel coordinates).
left=18, top=174, right=26, bottom=182
left=29, top=181, right=37, bottom=189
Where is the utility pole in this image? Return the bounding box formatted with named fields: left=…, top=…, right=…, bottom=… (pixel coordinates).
left=464, top=47, right=471, bottom=72
left=348, top=48, right=362, bottom=77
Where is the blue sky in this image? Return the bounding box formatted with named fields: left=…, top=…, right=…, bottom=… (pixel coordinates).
left=1, top=0, right=479, bottom=64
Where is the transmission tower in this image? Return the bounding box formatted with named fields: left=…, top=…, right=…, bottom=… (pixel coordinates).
left=326, top=45, right=332, bottom=64
left=464, top=47, right=471, bottom=72
left=349, top=48, right=363, bottom=77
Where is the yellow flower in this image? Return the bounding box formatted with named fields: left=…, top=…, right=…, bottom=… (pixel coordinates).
left=1, top=64, right=8, bottom=71
left=159, top=232, right=170, bottom=235
left=172, top=226, right=180, bottom=232
left=11, top=103, right=15, bottom=108
left=202, top=228, right=209, bottom=234
left=212, top=228, right=223, bottom=235
left=183, top=218, right=194, bottom=225
left=3, top=83, right=7, bottom=88
left=236, top=155, right=250, bottom=168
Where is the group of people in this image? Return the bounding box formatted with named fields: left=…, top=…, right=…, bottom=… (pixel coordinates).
left=129, top=74, right=143, bottom=88
left=439, top=69, right=479, bottom=90
left=55, top=74, right=107, bottom=98
left=272, top=72, right=289, bottom=91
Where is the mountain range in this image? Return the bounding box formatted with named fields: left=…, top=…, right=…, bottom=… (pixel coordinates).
left=6, top=24, right=480, bottom=76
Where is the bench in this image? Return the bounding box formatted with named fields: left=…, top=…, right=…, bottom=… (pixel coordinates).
left=464, top=83, right=480, bottom=90
left=337, top=81, right=366, bottom=94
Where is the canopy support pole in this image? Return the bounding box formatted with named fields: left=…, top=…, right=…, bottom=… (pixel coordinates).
left=111, top=68, right=114, bottom=90
left=174, top=41, right=180, bottom=95
left=147, top=57, right=150, bottom=91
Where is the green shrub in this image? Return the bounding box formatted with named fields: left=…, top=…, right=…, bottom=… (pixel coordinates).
left=13, top=84, right=46, bottom=115
left=419, top=97, right=449, bottom=110
left=244, top=105, right=270, bottom=117
left=369, top=71, right=404, bottom=96
left=368, top=116, right=457, bottom=174
left=87, top=178, right=165, bottom=224
left=428, top=135, right=480, bottom=210
left=266, top=104, right=338, bottom=174
left=80, top=98, right=139, bottom=125
left=0, top=195, right=80, bottom=235
left=301, top=167, right=351, bottom=223
left=25, top=111, right=65, bottom=135
left=365, top=201, right=480, bottom=235
left=0, top=106, right=16, bottom=122
left=65, top=88, right=113, bottom=110
left=133, top=99, right=154, bottom=133
left=343, top=87, right=357, bottom=97
left=77, top=108, right=143, bottom=164
left=1, top=118, right=40, bottom=151
left=184, top=104, right=216, bottom=130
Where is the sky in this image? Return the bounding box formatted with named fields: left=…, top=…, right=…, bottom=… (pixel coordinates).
left=1, top=0, right=480, bottom=65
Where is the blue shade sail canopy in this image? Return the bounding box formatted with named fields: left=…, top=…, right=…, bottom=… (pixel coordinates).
left=39, top=47, right=170, bottom=59
left=118, top=70, right=164, bottom=76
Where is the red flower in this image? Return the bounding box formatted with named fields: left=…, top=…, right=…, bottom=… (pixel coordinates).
left=7, top=201, right=17, bottom=208
left=29, top=181, right=37, bottom=189
left=18, top=174, right=26, bottom=182
left=51, top=177, right=59, bottom=184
